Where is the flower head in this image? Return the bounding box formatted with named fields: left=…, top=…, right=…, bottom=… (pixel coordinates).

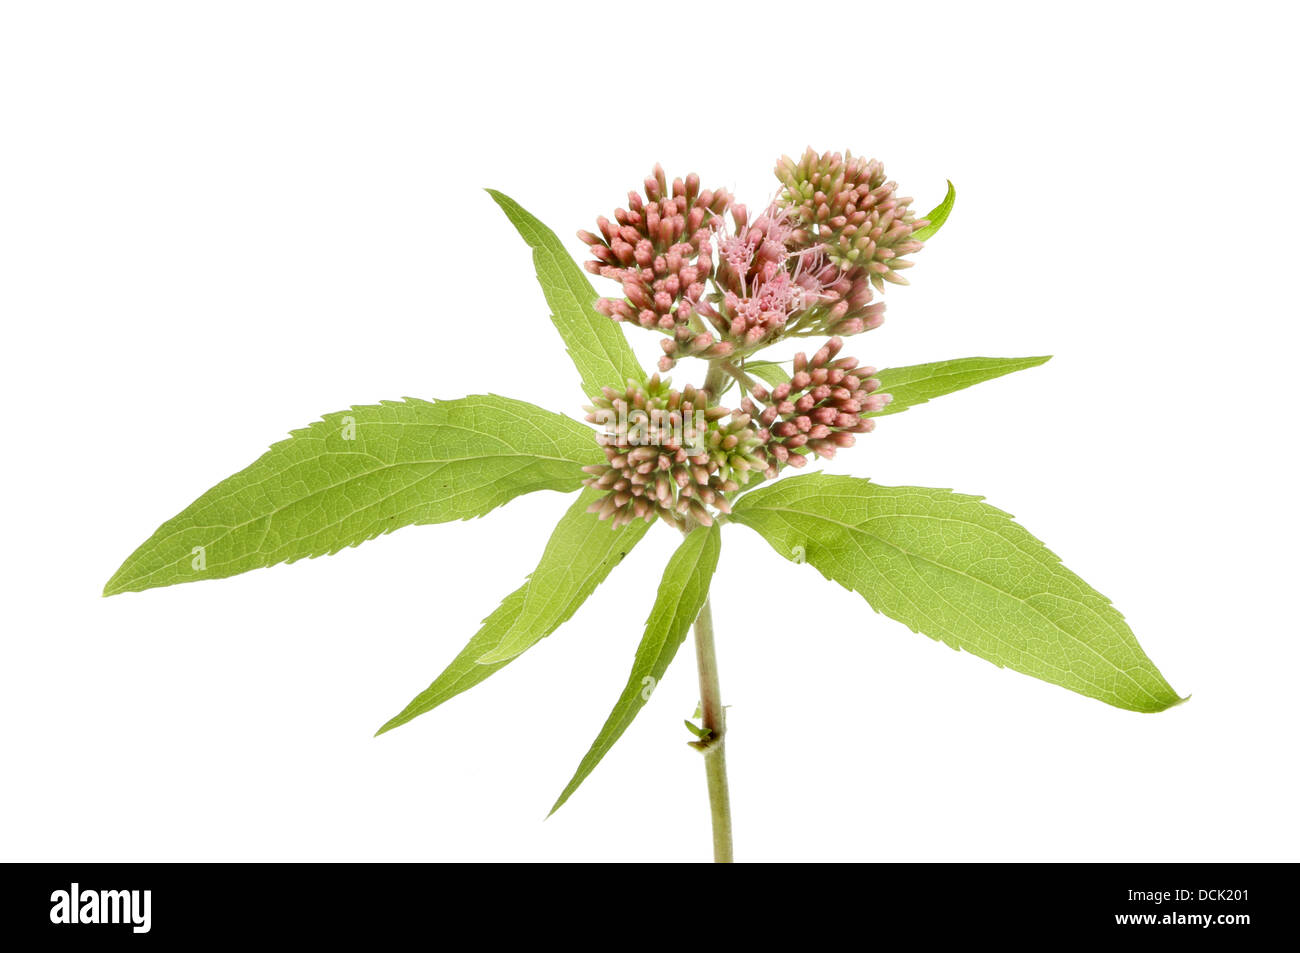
left=581, top=151, right=925, bottom=370
left=581, top=376, right=770, bottom=528
left=579, top=166, right=736, bottom=371
left=775, top=147, right=927, bottom=291
left=741, top=337, right=891, bottom=466
left=577, top=147, right=916, bottom=484
left=696, top=201, right=834, bottom=348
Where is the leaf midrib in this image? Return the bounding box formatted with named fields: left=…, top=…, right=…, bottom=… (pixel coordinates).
left=112, top=451, right=586, bottom=589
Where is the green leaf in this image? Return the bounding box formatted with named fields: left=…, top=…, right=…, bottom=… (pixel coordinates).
left=730, top=475, right=1183, bottom=713
left=487, top=189, right=644, bottom=398
left=912, top=180, right=955, bottom=241
left=104, top=395, right=598, bottom=596
left=376, top=488, right=652, bottom=734
left=475, top=505, right=670, bottom=665
left=683, top=720, right=711, bottom=741
left=549, top=523, right=721, bottom=814
left=743, top=359, right=792, bottom=388
left=870, top=355, right=1051, bottom=418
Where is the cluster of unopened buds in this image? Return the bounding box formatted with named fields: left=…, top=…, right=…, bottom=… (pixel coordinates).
left=740, top=337, right=892, bottom=466
left=580, top=377, right=769, bottom=529
left=580, top=167, right=736, bottom=368
left=578, top=148, right=923, bottom=530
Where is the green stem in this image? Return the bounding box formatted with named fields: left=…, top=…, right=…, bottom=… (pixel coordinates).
left=692, top=595, right=733, bottom=863
left=719, top=359, right=760, bottom=393
left=702, top=361, right=729, bottom=401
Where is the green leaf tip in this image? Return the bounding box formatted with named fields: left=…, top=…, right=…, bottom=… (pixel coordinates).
left=103, top=395, right=597, bottom=597
left=870, top=355, right=1051, bottom=418
left=485, top=188, right=644, bottom=399
left=548, top=523, right=721, bottom=815
left=912, top=179, right=956, bottom=242
left=683, top=719, right=711, bottom=740
left=730, top=474, right=1182, bottom=714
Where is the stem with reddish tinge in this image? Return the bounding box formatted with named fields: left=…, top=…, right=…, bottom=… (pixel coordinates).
left=692, top=595, right=733, bottom=863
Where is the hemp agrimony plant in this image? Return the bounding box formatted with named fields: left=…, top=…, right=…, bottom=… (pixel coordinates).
left=105, top=149, right=1183, bottom=862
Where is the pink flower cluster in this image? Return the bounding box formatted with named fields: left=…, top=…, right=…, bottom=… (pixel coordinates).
left=576, top=150, right=920, bottom=526
left=581, top=149, right=926, bottom=372
left=579, top=166, right=736, bottom=370
left=740, top=337, right=891, bottom=466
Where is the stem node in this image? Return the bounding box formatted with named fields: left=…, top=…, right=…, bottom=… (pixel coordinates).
left=692, top=597, right=734, bottom=863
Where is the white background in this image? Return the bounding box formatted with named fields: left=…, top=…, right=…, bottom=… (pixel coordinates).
left=2, top=1, right=1297, bottom=862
